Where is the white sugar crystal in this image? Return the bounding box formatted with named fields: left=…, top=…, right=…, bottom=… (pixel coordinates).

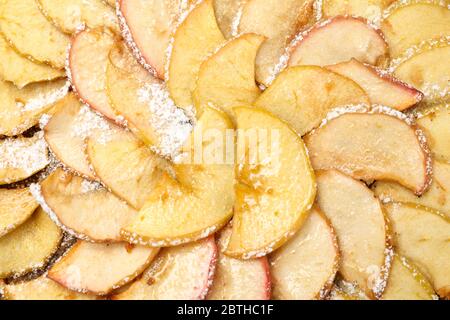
left=70, top=105, right=112, bottom=143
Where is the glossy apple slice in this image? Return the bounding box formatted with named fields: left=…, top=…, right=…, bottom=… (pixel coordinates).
left=254, top=66, right=369, bottom=136
left=213, top=0, right=247, bottom=38
left=225, top=107, right=316, bottom=259
left=0, top=188, right=38, bottom=237
left=270, top=207, right=339, bottom=300
left=208, top=226, right=271, bottom=300
left=327, top=59, right=422, bottom=110
left=48, top=240, right=158, bottom=295
left=322, top=0, right=394, bottom=24
left=167, top=0, right=226, bottom=110
left=113, top=237, right=217, bottom=300
left=193, top=33, right=265, bottom=117
left=121, top=107, right=235, bottom=246
left=384, top=203, right=450, bottom=298
left=316, top=170, right=393, bottom=299
left=305, top=106, right=432, bottom=195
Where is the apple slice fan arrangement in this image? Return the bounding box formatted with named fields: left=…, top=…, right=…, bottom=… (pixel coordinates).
left=0, top=0, right=449, bottom=302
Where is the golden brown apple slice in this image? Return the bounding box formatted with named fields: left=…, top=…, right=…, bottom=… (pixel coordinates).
left=0, top=188, right=38, bottom=237
left=0, top=36, right=64, bottom=88
left=0, top=78, right=69, bottom=136
left=117, top=0, right=194, bottom=78
left=0, top=207, right=62, bottom=278
left=305, top=106, right=432, bottom=195
left=0, top=0, right=69, bottom=69
left=193, top=33, right=265, bottom=117
left=167, top=0, right=226, bottom=110
left=327, top=59, right=423, bottom=110
left=48, top=240, right=158, bottom=295
left=270, top=207, right=339, bottom=300
left=38, top=168, right=137, bottom=242
left=207, top=226, right=271, bottom=300
left=316, top=170, right=393, bottom=299
left=322, top=0, right=394, bottom=25
left=213, top=0, right=247, bottom=38
left=225, top=107, right=316, bottom=259
left=382, top=254, right=437, bottom=300
left=113, top=237, right=217, bottom=300
left=381, top=2, right=450, bottom=58
left=0, top=133, right=50, bottom=185
left=384, top=203, right=450, bottom=298
left=237, top=0, right=315, bottom=85
left=254, top=66, right=369, bottom=136
left=288, top=16, right=388, bottom=69
left=121, top=107, right=235, bottom=246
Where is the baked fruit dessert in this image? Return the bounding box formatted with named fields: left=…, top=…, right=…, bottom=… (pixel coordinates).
left=0, top=0, right=448, bottom=301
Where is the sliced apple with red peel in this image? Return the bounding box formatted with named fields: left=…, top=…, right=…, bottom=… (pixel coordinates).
left=121, top=107, right=235, bottom=247
left=39, top=168, right=137, bottom=242
left=316, top=170, right=393, bottom=299
left=322, top=0, right=394, bottom=24
left=381, top=2, right=450, bottom=58
left=113, top=237, right=217, bottom=300
left=167, top=0, right=226, bottom=110
left=193, top=33, right=265, bottom=117
left=0, top=188, right=38, bottom=237
left=225, top=107, right=316, bottom=259
left=305, top=106, right=432, bottom=195
left=213, top=0, right=247, bottom=38
left=237, top=0, right=315, bottom=85
left=384, top=203, right=450, bottom=298
left=48, top=240, right=158, bottom=295
left=117, top=0, right=194, bottom=78
left=327, top=59, right=423, bottom=110
left=208, top=226, right=271, bottom=300
left=254, top=66, right=370, bottom=136
left=270, top=207, right=339, bottom=300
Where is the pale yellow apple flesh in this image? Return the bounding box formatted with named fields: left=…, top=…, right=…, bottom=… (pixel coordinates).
left=0, top=188, right=38, bottom=237
left=213, top=0, right=248, bottom=38
left=322, top=0, right=394, bottom=24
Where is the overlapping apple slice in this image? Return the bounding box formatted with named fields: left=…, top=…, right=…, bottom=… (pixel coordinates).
left=322, top=0, right=393, bottom=24
left=254, top=66, right=369, bottom=136
left=48, top=240, right=158, bottom=295
left=0, top=0, right=70, bottom=69
left=270, top=207, right=339, bottom=300
left=384, top=203, right=450, bottom=298
left=208, top=226, right=271, bottom=300
left=305, top=106, right=432, bottom=195
left=121, top=107, right=235, bottom=246
left=316, top=170, right=393, bottom=299
left=287, top=16, right=388, bottom=69
left=113, top=237, right=217, bottom=300
left=213, top=0, right=247, bottom=38
left=381, top=2, right=450, bottom=58
left=193, top=33, right=265, bottom=117
left=0, top=207, right=62, bottom=278
left=225, top=107, right=316, bottom=259
left=167, top=0, right=226, bottom=110
left=327, top=59, right=423, bottom=110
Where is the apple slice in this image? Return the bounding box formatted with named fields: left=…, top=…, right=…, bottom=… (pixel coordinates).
left=254, top=66, right=369, bottom=136
left=104, top=0, right=115, bottom=7
left=381, top=2, right=450, bottom=58
left=117, top=0, right=194, bottom=78
left=237, top=0, right=315, bottom=85
left=288, top=16, right=388, bottom=69
left=0, top=0, right=70, bottom=69
left=322, top=0, right=394, bottom=25
left=316, top=170, right=393, bottom=299
left=0, top=188, right=38, bottom=238
left=328, top=286, right=360, bottom=300
left=327, top=59, right=423, bottom=110
left=38, top=168, right=137, bottom=242
left=304, top=106, right=432, bottom=195
left=225, top=107, right=316, bottom=259
left=0, top=207, right=62, bottom=278
left=121, top=107, right=235, bottom=246
left=0, top=133, right=50, bottom=186
left=270, top=207, right=339, bottom=300
left=113, top=237, right=217, bottom=300
left=0, top=78, right=69, bottom=136
left=68, top=28, right=121, bottom=120
left=193, top=33, right=265, bottom=117
left=382, top=254, right=437, bottom=300
left=167, top=0, right=226, bottom=110
left=384, top=203, right=450, bottom=298
left=48, top=240, right=158, bottom=295
left=37, top=0, right=118, bottom=34
left=208, top=226, right=271, bottom=300
left=213, top=0, right=247, bottom=38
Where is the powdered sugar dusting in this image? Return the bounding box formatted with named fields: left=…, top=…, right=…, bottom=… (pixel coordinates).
left=70, top=105, right=113, bottom=145
left=230, top=5, right=244, bottom=37
left=18, top=81, right=70, bottom=112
